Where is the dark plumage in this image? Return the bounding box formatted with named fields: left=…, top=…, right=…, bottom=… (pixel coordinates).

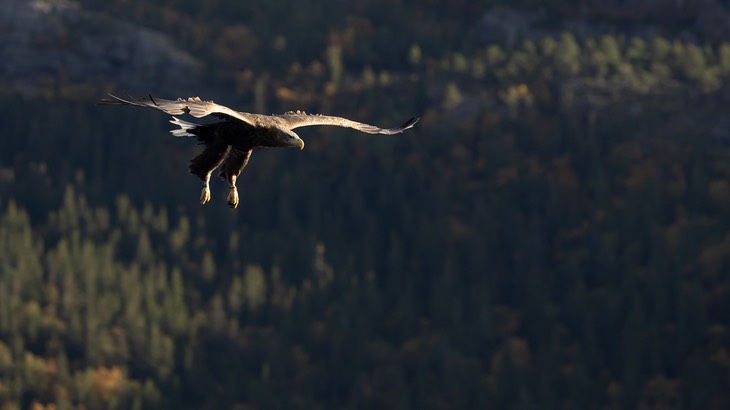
left=98, top=94, right=419, bottom=208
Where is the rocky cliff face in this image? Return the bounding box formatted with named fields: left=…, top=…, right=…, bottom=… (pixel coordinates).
left=0, top=0, right=203, bottom=98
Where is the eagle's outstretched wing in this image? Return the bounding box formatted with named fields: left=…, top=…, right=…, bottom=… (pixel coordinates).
left=97, top=94, right=259, bottom=126
left=277, top=111, right=420, bottom=135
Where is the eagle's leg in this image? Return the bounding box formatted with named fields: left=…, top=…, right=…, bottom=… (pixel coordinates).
left=226, top=174, right=239, bottom=209
left=219, top=148, right=251, bottom=209
left=189, top=142, right=230, bottom=206
left=200, top=172, right=212, bottom=205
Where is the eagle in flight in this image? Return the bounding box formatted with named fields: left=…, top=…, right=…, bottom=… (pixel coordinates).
left=98, top=95, right=419, bottom=208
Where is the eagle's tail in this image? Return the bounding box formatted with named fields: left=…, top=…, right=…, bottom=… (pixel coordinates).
left=169, top=117, right=198, bottom=137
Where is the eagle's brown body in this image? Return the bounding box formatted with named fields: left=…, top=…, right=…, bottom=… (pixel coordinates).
left=98, top=95, right=419, bottom=208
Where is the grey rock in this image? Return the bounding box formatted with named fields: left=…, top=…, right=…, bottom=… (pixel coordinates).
left=0, top=0, right=203, bottom=98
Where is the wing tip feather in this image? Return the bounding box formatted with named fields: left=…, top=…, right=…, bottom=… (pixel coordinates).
left=401, top=117, right=420, bottom=130
left=96, top=93, right=128, bottom=105
left=391, top=117, right=419, bottom=133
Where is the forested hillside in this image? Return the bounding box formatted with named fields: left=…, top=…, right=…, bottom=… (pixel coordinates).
left=1, top=0, right=730, bottom=409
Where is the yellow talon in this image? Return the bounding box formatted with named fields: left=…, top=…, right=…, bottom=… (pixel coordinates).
left=200, top=186, right=211, bottom=204
left=227, top=187, right=239, bottom=208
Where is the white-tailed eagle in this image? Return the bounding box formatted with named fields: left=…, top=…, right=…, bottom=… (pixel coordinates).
left=98, top=95, right=419, bottom=208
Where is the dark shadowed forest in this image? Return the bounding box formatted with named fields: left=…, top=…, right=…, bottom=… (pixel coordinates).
left=1, top=0, right=730, bottom=409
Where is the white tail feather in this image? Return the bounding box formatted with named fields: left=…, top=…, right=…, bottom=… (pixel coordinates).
left=169, top=116, right=198, bottom=137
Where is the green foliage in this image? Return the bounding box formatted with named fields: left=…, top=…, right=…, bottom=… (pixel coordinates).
left=554, top=32, right=581, bottom=75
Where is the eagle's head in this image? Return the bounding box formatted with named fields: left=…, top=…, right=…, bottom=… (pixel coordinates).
left=269, top=128, right=305, bottom=150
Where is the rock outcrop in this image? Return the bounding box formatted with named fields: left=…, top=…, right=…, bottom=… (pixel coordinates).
left=0, top=0, right=203, bottom=98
